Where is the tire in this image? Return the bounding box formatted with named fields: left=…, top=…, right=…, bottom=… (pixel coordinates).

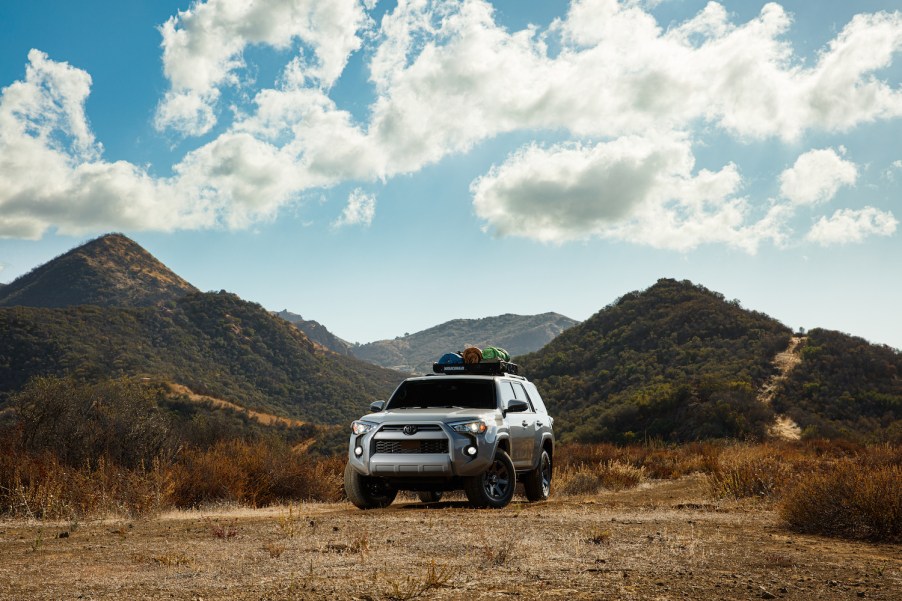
left=344, top=463, right=397, bottom=509
left=417, top=491, right=443, bottom=503
left=523, top=449, right=552, bottom=502
left=464, top=449, right=516, bottom=509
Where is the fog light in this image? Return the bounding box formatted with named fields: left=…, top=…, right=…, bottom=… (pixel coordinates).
left=465, top=445, right=477, bottom=456
left=354, top=446, right=363, bottom=457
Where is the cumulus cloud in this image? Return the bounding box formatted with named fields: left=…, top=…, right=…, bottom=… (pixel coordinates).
left=3, top=1, right=902, bottom=251
left=0, top=52, right=294, bottom=238
left=806, top=207, right=898, bottom=245
left=471, top=136, right=785, bottom=252
left=155, top=0, right=371, bottom=135
left=779, top=148, right=858, bottom=205
left=333, top=188, right=376, bottom=228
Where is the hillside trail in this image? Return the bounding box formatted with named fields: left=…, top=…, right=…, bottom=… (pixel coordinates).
left=758, top=335, right=805, bottom=440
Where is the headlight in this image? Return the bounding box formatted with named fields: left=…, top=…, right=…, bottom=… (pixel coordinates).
left=351, top=420, right=377, bottom=435
left=451, top=420, right=487, bottom=435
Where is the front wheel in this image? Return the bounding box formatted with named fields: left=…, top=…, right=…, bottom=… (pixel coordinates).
left=344, top=463, right=397, bottom=509
left=464, top=450, right=516, bottom=508
left=523, top=449, right=552, bottom=502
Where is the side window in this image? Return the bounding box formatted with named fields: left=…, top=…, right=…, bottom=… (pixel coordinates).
left=511, top=382, right=535, bottom=412
left=525, top=382, right=547, bottom=414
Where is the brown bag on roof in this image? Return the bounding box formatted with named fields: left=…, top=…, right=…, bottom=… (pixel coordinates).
left=462, top=346, right=483, bottom=364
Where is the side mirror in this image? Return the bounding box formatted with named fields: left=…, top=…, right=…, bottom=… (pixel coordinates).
left=370, top=400, right=385, bottom=412
left=506, top=399, right=528, bottom=413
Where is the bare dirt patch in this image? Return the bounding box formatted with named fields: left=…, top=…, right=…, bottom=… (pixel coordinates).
left=761, top=336, right=806, bottom=440
left=1, top=475, right=899, bottom=600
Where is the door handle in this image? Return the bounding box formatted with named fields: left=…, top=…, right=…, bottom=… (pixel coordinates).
left=521, top=420, right=528, bottom=427
left=536, top=421, right=544, bottom=427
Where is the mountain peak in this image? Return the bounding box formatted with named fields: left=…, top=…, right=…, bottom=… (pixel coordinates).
left=0, top=233, right=198, bottom=308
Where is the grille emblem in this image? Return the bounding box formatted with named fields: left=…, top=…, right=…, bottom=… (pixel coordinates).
left=402, top=425, right=418, bottom=436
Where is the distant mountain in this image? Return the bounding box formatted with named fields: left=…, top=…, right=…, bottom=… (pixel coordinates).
left=0, top=233, right=197, bottom=308
left=351, top=312, right=579, bottom=373
left=0, top=235, right=403, bottom=424
left=275, top=310, right=353, bottom=356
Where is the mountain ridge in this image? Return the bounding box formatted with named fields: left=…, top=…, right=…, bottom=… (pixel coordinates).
left=351, top=312, right=579, bottom=373
left=0, top=233, right=197, bottom=308
left=275, top=310, right=354, bottom=356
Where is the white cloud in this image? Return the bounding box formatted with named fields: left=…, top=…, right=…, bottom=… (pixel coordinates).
left=779, top=148, right=858, bottom=205
left=333, top=188, right=376, bottom=228
left=155, top=0, right=371, bottom=135
left=806, top=207, right=898, bottom=245
left=0, top=52, right=292, bottom=238
left=3, top=1, right=902, bottom=252
left=471, top=136, right=784, bottom=252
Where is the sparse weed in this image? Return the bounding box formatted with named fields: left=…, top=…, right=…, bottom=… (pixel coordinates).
left=151, top=553, right=193, bottom=568
left=263, top=542, right=286, bottom=558
left=382, top=560, right=456, bottom=600
left=277, top=505, right=304, bottom=538
left=206, top=517, right=239, bottom=539
left=480, top=540, right=514, bottom=566
left=585, top=527, right=612, bottom=545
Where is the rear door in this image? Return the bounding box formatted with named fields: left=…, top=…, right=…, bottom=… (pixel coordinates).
left=500, top=381, right=531, bottom=468
left=510, top=381, right=536, bottom=468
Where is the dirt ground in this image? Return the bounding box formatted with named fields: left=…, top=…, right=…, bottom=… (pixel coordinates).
left=1, top=475, right=899, bottom=600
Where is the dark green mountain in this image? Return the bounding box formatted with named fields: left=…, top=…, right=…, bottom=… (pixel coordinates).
left=0, top=234, right=403, bottom=424
left=773, top=329, right=901, bottom=441
left=0, top=233, right=198, bottom=308
left=352, top=312, right=579, bottom=373
left=275, top=310, right=353, bottom=356
left=0, top=292, right=401, bottom=423
left=520, top=279, right=793, bottom=443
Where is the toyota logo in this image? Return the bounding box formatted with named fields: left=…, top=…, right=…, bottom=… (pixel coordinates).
left=402, top=425, right=418, bottom=436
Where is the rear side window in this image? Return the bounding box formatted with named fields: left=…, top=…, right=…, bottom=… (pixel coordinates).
left=387, top=379, right=496, bottom=410
left=524, top=382, right=548, bottom=414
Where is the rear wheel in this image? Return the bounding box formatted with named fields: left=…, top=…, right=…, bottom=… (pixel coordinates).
left=523, top=449, right=552, bottom=502
left=464, top=450, right=516, bottom=509
left=417, top=491, right=443, bottom=503
left=344, top=463, right=397, bottom=509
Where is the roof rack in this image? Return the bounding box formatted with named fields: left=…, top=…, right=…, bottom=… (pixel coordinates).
left=432, top=360, right=520, bottom=376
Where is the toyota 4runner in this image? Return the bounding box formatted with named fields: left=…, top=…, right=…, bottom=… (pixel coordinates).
left=344, top=360, right=554, bottom=509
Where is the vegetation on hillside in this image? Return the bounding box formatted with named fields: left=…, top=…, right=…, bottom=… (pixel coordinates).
left=521, top=279, right=792, bottom=443
left=773, top=328, right=902, bottom=441
left=0, top=233, right=197, bottom=308
left=0, top=291, right=401, bottom=423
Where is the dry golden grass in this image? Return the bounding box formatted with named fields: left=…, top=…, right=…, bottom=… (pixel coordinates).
left=1, top=475, right=899, bottom=600
left=781, top=459, right=902, bottom=542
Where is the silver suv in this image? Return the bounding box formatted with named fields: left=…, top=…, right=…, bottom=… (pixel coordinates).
left=344, top=362, right=554, bottom=509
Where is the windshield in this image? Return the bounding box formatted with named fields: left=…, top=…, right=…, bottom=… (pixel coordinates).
left=386, top=379, right=497, bottom=410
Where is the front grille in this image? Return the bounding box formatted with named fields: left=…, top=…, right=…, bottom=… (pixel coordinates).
left=374, top=439, right=449, bottom=454
left=380, top=424, right=443, bottom=432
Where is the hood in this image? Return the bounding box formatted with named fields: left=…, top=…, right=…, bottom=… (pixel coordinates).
left=363, top=407, right=499, bottom=424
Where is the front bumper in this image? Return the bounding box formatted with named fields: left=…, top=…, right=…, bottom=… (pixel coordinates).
left=347, top=421, right=496, bottom=478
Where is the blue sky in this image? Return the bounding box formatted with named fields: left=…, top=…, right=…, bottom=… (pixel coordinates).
left=1, top=0, right=900, bottom=349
